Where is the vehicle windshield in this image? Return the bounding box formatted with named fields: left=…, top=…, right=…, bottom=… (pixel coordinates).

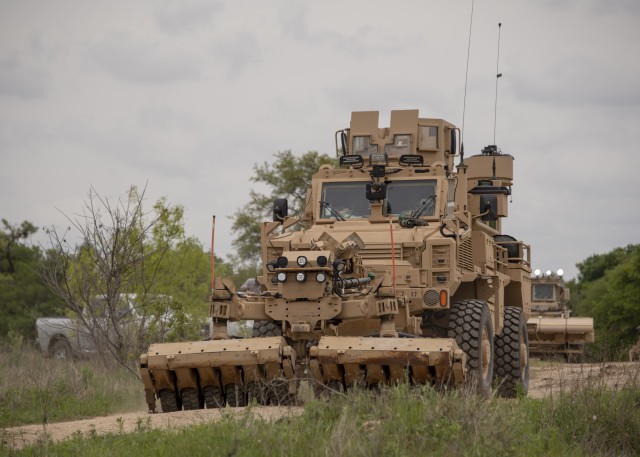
left=320, top=182, right=370, bottom=219
left=320, top=179, right=438, bottom=219
left=386, top=180, right=437, bottom=216
left=533, top=284, right=554, bottom=301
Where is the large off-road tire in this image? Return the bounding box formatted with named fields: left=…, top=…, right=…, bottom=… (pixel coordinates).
left=448, top=300, right=494, bottom=397
left=247, top=382, right=269, bottom=405
left=49, top=338, right=73, bottom=360
left=252, top=320, right=282, bottom=337
left=225, top=383, right=247, bottom=407
left=159, top=389, right=181, bottom=412
left=181, top=387, right=203, bottom=410
left=267, top=378, right=295, bottom=406
left=203, top=386, right=225, bottom=408
left=494, top=306, right=529, bottom=398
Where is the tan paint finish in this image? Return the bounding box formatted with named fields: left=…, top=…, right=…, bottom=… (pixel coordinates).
left=140, top=109, right=532, bottom=411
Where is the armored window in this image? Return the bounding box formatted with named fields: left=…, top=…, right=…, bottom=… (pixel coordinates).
left=384, top=134, right=412, bottom=157
left=418, top=126, right=438, bottom=150
left=533, top=284, right=554, bottom=301
left=320, top=181, right=370, bottom=219
left=385, top=180, right=437, bottom=216
left=352, top=136, right=378, bottom=157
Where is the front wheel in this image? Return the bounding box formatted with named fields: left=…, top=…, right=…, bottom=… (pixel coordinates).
left=494, top=306, right=529, bottom=397
left=49, top=338, right=73, bottom=360
left=448, top=300, right=494, bottom=397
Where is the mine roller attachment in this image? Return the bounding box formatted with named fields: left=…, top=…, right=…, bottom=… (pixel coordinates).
left=308, top=336, right=466, bottom=390
left=140, top=336, right=296, bottom=413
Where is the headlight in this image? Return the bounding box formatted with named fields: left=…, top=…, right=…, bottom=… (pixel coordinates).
left=545, top=270, right=552, bottom=277
left=534, top=269, right=541, bottom=277
left=271, top=276, right=278, bottom=284
left=295, top=272, right=306, bottom=282
left=297, top=256, right=308, bottom=267
left=266, top=260, right=277, bottom=272
left=333, top=259, right=345, bottom=273
left=557, top=269, right=564, bottom=277
left=277, top=256, right=288, bottom=268
left=315, top=272, right=327, bottom=283
left=277, top=272, right=287, bottom=283
left=316, top=255, right=328, bottom=267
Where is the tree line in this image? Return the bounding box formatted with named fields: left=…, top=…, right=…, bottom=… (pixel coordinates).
left=1, top=149, right=638, bottom=359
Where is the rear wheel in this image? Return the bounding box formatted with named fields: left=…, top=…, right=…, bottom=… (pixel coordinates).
left=159, top=389, right=181, bottom=412
left=494, top=306, right=529, bottom=397
left=448, top=300, right=494, bottom=396
left=252, top=321, right=282, bottom=337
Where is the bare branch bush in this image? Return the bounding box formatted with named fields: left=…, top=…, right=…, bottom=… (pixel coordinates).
left=41, top=185, right=175, bottom=376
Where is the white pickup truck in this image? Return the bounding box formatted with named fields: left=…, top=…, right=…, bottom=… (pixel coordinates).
left=35, top=294, right=175, bottom=359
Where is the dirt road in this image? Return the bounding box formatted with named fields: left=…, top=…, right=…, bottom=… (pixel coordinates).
left=3, top=361, right=639, bottom=450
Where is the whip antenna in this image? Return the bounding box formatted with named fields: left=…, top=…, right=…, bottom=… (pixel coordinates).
left=461, top=0, right=475, bottom=146
left=493, top=22, right=503, bottom=145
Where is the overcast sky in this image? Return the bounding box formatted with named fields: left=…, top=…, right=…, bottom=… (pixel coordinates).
left=1, top=0, right=639, bottom=280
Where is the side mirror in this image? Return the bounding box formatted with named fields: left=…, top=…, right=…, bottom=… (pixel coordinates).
left=273, top=198, right=288, bottom=223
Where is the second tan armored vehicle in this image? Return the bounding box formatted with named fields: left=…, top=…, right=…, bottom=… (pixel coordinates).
left=140, top=109, right=533, bottom=412
left=527, top=270, right=594, bottom=361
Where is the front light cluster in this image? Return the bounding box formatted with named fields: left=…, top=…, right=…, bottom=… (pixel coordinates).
left=266, top=254, right=331, bottom=284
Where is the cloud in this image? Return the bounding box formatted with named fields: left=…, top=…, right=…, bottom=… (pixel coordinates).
left=212, top=32, right=261, bottom=79
left=90, top=35, right=202, bottom=84
left=0, top=55, right=49, bottom=99
left=511, top=54, right=640, bottom=108
left=154, top=0, right=224, bottom=35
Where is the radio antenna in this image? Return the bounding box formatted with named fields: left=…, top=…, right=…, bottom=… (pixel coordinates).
left=461, top=0, right=475, bottom=146
left=493, top=22, right=503, bottom=145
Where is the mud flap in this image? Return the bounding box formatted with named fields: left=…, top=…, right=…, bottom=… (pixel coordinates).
left=308, top=336, right=466, bottom=388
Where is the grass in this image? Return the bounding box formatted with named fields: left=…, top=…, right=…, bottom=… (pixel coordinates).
left=1, top=346, right=639, bottom=456
left=0, top=344, right=145, bottom=428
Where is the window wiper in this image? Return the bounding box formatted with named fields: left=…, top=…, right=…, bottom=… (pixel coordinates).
left=399, top=195, right=436, bottom=228
left=320, top=200, right=345, bottom=221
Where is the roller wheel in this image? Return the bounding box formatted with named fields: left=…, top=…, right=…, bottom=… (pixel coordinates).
left=494, top=306, right=529, bottom=397
left=159, top=389, right=181, bottom=413
left=49, top=339, right=73, bottom=360
left=181, top=387, right=203, bottom=410
left=252, top=321, right=282, bottom=337
left=448, top=299, right=494, bottom=397
left=247, top=382, right=269, bottom=405
left=203, top=386, right=225, bottom=408
left=225, top=384, right=247, bottom=407
left=267, top=378, right=295, bottom=406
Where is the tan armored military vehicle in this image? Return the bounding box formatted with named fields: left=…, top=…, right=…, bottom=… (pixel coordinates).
left=526, top=270, right=594, bottom=361
left=140, top=109, right=533, bottom=412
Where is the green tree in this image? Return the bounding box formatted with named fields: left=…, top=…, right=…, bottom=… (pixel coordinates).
left=0, top=219, right=63, bottom=340
left=230, top=150, right=337, bottom=268
left=572, top=244, right=640, bottom=355
left=42, top=186, right=228, bottom=371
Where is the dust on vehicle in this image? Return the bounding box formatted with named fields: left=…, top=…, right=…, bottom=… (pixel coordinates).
left=140, top=109, right=533, bottom=412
